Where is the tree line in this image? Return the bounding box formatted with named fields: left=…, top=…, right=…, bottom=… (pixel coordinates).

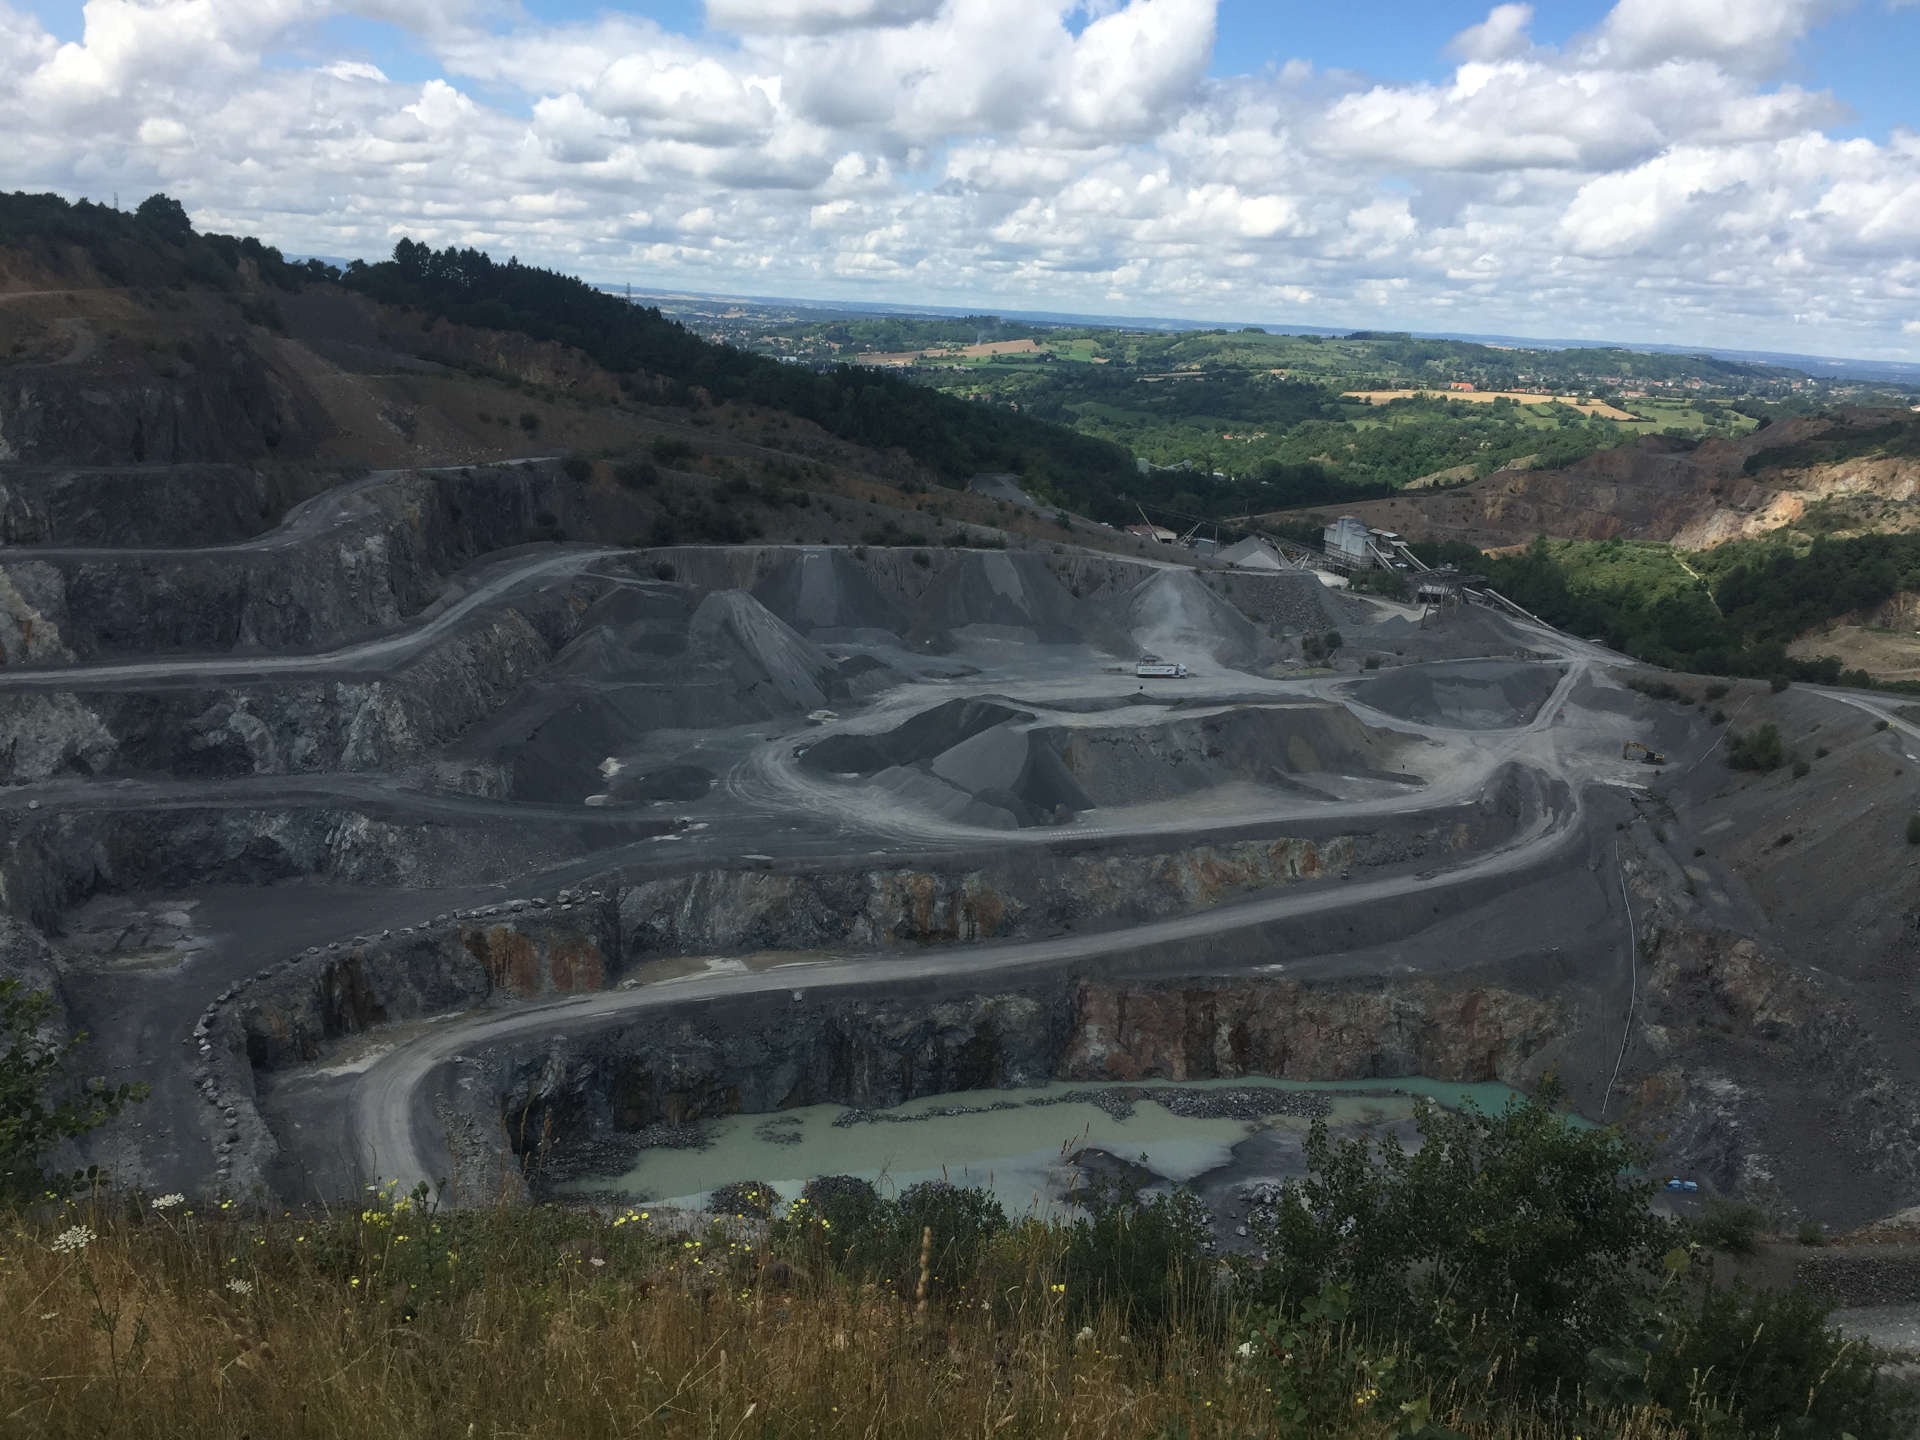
left=1459, top=531, right=1920, bottom=687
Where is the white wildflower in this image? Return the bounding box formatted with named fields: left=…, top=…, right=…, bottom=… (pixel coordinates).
left=150, top=1193, right=186, bottom=1211
left=225, top=1277, right=254, bottom=1296
left=1074, top=1326, right=1095, bottom=1345
left=589, top=1257, right=606, bottom=1268
left=1235, top=1340, right=1256, bottom=1359
left=50, top=1225, right=95, bottom=1255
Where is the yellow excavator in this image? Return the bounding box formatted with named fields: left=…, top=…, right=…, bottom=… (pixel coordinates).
left=1623, top=740, right=1666, bottom=765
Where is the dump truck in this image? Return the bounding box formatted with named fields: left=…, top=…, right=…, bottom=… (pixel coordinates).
left=1136, top=659, right=1189, bottom=679
left=1623, top=741, right=1666, bottom=765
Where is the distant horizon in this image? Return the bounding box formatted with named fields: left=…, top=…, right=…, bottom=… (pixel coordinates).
left=7, top=1, right=1918, bottom=362
left=282, top=244, right=1920, bottom=385
left=604, top=282, right=1920, bottom=387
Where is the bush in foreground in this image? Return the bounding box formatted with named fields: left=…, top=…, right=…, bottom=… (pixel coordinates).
left=3, top=1176, right=1908, bottom=1440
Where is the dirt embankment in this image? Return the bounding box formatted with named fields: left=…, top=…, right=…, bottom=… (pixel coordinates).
left=1787, top=590, right=1920, bottom=681
left=1603, top=683, right=1920, bottom=1227
left=1278, top=410, right=1920, bottom=552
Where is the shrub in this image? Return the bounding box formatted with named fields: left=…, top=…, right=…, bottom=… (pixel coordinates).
left=1645, top=1283, right=1910, bottom=1440
left=1797, top=1220, right=1827, bottom=1246
left=1705, top=682, right=1730, bottom=700
left=1726, top=723, right=1785, bottom=772
left=1060, top=1190, right=1216, bottom=1336
left=1907, top=814, right=1920, bottom=845
left=614, top=459, right=658, bottom=490
left=1, top=980, right=146, bottom=1200
left=560, top=453, right=592, bottom=484
left=1690, top=1197, right=1766, bottom=1255
left=1770, top=673, right=1792, bottom=693
left=1629, top=676, right=1688, bottom=704
left=708, top=1180, right=778, bottom=1218
left=238, top=295, right=285, bottom=333
left=518, top=411, right=540, bottom=433
left=772, top=1179, right=1004, bottom=1302
left=651, top=435, right=694, bottom=465
left=1793, top=757, right=1810, bottom=778
left=650, top=560, right=676, bottom=582
left=911, top=550, right=931, bottom=568
left=1248, top=1087, right=1676, bottom=1396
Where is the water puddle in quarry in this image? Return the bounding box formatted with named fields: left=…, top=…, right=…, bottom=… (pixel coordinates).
left=554, top=1076, right=1530, bottom=1221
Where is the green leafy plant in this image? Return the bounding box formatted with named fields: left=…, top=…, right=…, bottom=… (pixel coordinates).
left=1, top=980, right=146, bottom=1202
left=1246, top=1086, right=1676, bottom=1397
left=1727, top=723, right=1786, bottom=772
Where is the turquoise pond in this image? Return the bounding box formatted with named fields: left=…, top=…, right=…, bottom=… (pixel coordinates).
left=557, top=1076, right=1536, bottom=1219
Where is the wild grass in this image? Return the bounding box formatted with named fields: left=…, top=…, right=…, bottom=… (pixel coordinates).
left=0, top=1187, right=1714, bottom=1440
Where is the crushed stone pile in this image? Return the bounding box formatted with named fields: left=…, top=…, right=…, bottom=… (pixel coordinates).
left=1125, top=569, right=1264, bottom=668
left=689, top=590, right=836, bottom=711
left=800, top=698, right=1033, bottom=775
left=1052, top=703, right=1413, bottom=805
left=1213, top=570, right=1353, bottom=635
left=1360, top=604, right=1546, bottom=661
left=1352, top=659, right=1561, bottom=730
left=906, top=551, right=1091, bottom=646
left=750, top=548, right=906, bottom=641
left=1217, top=536, right=1285, bottom=571
left=803, top=696, right=1092, bottom=827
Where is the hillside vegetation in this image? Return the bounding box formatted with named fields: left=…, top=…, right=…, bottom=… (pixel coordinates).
left=699, top=310, right=1865, bottom=517
left=339, top=239, right=1137, bottom=508
left=3, top=1086, right=1909, bottom=1440
left=1434, top=530, right=1920, bottom=685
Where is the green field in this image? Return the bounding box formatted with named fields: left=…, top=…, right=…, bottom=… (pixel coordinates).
left=703, top=312, right=1889, bottom=523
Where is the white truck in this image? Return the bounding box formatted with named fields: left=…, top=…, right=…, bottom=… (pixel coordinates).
left=1135, top=659, right=1189, bottom=679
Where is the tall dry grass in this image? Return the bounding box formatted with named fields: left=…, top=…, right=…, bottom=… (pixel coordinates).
left=0, top=1189, right=1688, bottom=1440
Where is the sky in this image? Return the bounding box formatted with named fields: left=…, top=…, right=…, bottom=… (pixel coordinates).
left=3, top=0, right=1919, bottom=358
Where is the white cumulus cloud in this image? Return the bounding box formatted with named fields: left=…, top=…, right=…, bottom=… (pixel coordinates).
left=0, top=0, right=1912, bottom=357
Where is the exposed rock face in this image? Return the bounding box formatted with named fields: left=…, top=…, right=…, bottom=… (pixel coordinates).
left=0, top=801, right=595, bottom=933
left=1061, top=979, right=1561, bottom=1085
left=0, top=914, right=67, bottom=1046
left=241, top=907, right=620, bottom=1071
left=0, top=561, right=76, bottom=665
left=445, top=967, right=1565, bottom=1206
left=617, top=827, right=1445, bottom=959
left=1317, top=409, right=1920, bottom=552
left=0, top=334, right=330, bottom=466
left=0, top=464, right=575, bottom=664
left=1621, top=858, right=1920, bottom=1219
left=0, top=464, right=289, bottom=546
left=510, top=990, right=1064, bottom=1133
left=0, top=590, right=592, bottom=785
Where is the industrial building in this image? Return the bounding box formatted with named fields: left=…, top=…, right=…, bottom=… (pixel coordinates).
left=1323, top=516, right=1375, bottom=569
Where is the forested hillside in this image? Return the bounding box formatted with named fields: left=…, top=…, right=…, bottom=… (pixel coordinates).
left=1441, top=531, right=1920, bottom=686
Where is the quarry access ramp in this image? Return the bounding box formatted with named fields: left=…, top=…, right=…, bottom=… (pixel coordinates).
left=347, top=759, right=1590, bottom=1197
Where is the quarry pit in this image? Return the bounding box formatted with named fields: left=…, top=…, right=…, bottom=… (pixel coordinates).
left=6, top=459, right=1920, bottom=1235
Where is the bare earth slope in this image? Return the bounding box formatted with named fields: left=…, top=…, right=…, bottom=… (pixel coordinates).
left=1283, top=409, right=1920, bottom=552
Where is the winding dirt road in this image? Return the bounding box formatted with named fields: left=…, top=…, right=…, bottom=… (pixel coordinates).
left=349, top=762, right=1586, bottom=1194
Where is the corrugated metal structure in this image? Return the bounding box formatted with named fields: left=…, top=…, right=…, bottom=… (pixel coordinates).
left=1323, top=516, right=1373, bottom=569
